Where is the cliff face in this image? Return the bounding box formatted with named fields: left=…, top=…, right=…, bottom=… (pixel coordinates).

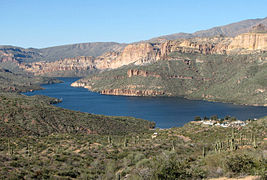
left=19, top=43, right=162, bottom=73
left=107, top=43, right=161, bottom=69
left=100, top=89, right=165, bottom=96
left=0, top=46, right=42, bottom=63
left=228, top=33, right=267, bottom=51
left=71, top=52, right=267, bottom=106
left=127, top=69, right=161, bottom=78
left=0, top=51, right=18, bottom=63
left=20, top=56, right=96, bottom=76
left=18, top=29, right=267, bottom=76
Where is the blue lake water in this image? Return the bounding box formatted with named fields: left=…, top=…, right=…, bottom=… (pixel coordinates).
left=24, top=77, right=267, bottom=128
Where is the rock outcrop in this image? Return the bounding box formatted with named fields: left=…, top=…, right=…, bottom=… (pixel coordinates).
left=228, top=32, right=267, bottom=51
left=100, top=89, right=165, bottom=96
left=168, top=75, right=193, bottom=80
left=127, top=69, right=160, bottom=78
left=107, top=43, right=161, bottom=69
left=18, top=26, right=267, bottom=76
left=0, top=50, right=19, bottom=63
left=20, top=56, right=96, bottom=75
left=249, top=24, right=267, bottom=33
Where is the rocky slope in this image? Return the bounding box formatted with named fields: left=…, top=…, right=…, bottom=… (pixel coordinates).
left=39, top=42, right=126, bottom=62
left=1, top=19, right=266, bottom=77
left=0, top=46, right=41, bottom=63
left=0, top=42, right=126, bottom=64
left=149, top=17, right=267, bottom=42
left=72, top=49, right=267, bottom=106
left=228, top=32, right=267, bottom=51
left=0, top=69, right=154, bottom=136
left=19, top=56, right=97, bottom=77
left=1, top=19, right=267, bottom=107
left=0, top=68, right=61, bottom=92
left=0, top=93, right=154, bottom=137
left=19, top=25, right=267, bottom=76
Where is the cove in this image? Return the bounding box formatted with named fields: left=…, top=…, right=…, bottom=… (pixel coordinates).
left=23, top=77, right=267, bottom=128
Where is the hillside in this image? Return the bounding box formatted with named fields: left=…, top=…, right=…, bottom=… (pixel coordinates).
left=0, top=93, right=154, bottom=137
left=39, top=42, right=126, bottom=62
left=72, top=51, right=267, bottom=106
left=149, top=17, right=267, bottom=42
left=0, top=68, right=61, bottom=92
left=18, top=26, right=267, bottom=77
left=0, top=115, right=265, bottom=179
left=0, top=42, right=126, bottom=63
left=0, top=68, right=154, bottom=137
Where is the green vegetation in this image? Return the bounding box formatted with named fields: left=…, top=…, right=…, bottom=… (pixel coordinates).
left=0, top=67, right=154, bottom=137
left=0, top=68, right=61, bottom=92
left=0, top=49, right=266, bottom=179
left=0, top=117, right=265, bottom=179
left=0, top=93, right=154, bottom=137
left=76, top=52, right=267, bottom=106
left=0, top=42, right=126, bottom=63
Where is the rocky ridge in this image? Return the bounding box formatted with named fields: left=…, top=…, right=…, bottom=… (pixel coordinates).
left=17, top=30, right=267, bottom=76
left=19, top=56, right=96, bottom=76
left=148, top=17, right=267, bottom=41
left=0, top=23, right=266, bottom=76
left=17, top=24, right=267, bottom=76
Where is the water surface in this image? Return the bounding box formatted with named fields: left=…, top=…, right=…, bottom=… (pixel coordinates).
left=24, top=77, right=267, bottom=128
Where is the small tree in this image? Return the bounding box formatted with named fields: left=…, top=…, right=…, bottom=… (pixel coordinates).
left=194, top=116, right=201, bottom=121
left=230, top=117, right=237, bottom=122
left=210, top=115, right=218, bottom=120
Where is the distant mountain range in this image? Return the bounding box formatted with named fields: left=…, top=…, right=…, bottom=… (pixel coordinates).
left=1, top=17, right=267, bottom=63
left=0, top=42, right=126, bottom=63
left=149, top=17, right=267, bottom=42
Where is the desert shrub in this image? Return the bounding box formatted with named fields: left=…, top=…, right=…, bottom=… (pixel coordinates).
left=155, top=158, right=190, bottom=179
left=58, top=169, right=80, bottom=178
left=224, top=153, right=256, bottom=175
left=136, top=158, right=150, bottom=168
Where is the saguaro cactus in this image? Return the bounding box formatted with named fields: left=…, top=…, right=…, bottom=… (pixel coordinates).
left=172, top=140, right=175, bottom=151
left=202, top=146, right=206, bottom=157
left=7, top=139, right=11, bottom=155
left=253, top=135, right=257, bottom=149
left=108, top=136, right=112, bottom=145
left=116, top=172, right=121, bottom=180
left=124, top=137, right=128, bottom=147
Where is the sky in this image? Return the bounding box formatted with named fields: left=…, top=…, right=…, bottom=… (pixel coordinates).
left=0, top=0, right=266, bottom=48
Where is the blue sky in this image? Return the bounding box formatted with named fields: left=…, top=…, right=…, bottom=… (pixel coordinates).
left=0, top=0, right=266, bottom=48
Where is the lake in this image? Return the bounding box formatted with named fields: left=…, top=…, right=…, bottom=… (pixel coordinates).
left=24, top=77, right=267, bottom=128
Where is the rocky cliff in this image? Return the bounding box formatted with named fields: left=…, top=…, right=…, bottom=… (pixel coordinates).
left=0, top=51, right=18, bottom=63
left=99, top=89, right=165, bottom=96
left=228, top=32, right=267, bottom=51
left=71, top=52, right=267, bottom=106
left=17, top=25, right=267, bottom=76
left=19, top=56, right=96, bottom=76
left=107, top=43, right=161, bottom=69
left=0, top=46, right=40, bottom=63
left=127, top=69, right=161, bottom=78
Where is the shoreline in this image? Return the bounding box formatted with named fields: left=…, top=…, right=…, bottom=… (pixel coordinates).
left=71, top=82, right=267, bottom=108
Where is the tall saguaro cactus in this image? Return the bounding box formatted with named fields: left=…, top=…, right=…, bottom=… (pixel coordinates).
left=202, top=146, right=206, bottom=157
left=124, top=137, right=128, bottom=147
left=253, top=135, right=257, bottom=149
left=108, top=136, right=112, bottom=145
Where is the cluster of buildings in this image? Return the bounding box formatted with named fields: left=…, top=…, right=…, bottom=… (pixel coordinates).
left=194, top=119, right=255, bottom=128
